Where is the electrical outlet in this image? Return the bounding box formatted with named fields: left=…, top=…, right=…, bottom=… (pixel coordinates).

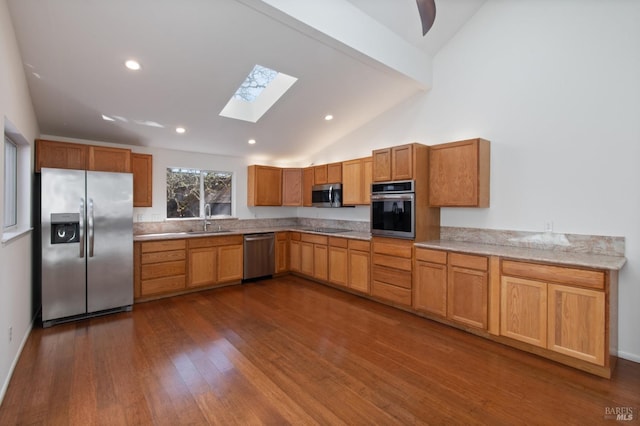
left=544, top=221, right=553, bottom=233
left=9, top=326, right=12, bottom=343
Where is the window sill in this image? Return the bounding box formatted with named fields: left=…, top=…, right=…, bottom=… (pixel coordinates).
left=1, top=227, right=33, bottom=245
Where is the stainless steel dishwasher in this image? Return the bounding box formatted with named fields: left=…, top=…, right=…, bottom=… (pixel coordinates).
left=243, top=232, right=275, bottom=280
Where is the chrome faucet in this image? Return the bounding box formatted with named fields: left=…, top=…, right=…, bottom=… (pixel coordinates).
left=203, top=203, right=211, bottom=231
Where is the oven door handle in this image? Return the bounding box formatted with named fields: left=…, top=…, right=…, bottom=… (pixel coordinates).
left=371, top=193, right=414, bottom=201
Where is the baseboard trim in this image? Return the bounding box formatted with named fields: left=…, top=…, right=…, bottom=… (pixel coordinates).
left=618, top=351, right=640, bottom=364
left=0, top=318, right=34, bottom=405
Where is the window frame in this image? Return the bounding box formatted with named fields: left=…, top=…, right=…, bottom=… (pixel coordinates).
left=3, top=136, right=18, bottom=230
left=166, top=167, right=233, bottom=219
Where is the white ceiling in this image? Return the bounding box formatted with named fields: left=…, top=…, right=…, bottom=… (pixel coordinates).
left=7, top=0, right=485, bottom=165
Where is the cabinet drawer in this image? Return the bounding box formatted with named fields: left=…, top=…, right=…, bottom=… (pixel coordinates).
left=372, top=281, right=411, bottom=306
left=372, top=239, right=413, bottom=258
left=301, top=233, right=328, bottom=245
left=449, top=253, right=488, bottom=271
left=276, top=232, right=288, bottom=241
left=141, top=239, right=186, bottom=253
left=188, top=235, right=243, bottom=248
left=415, top=248, right=447, bottom=264
left=290, top=232, right=301, bottom=241
left=373, top=253, right=412, bottom=271
left=142, top=249, right=185, bottom=264
left=141, top=261, right=185, bottom=280
left=329, top=237, right=348, bottom=248
left=502, top=260, right=605, bottom=290
left=349, top=239, right=370, bottom=252
left=373, top=265, right=411, bottom=289
left=141, top=275, right=185, bottom=296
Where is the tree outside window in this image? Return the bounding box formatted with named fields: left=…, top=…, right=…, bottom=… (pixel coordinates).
left=166, top=168, right=232, bottom=218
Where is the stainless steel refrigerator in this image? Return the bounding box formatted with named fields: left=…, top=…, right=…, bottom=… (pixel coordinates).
left=39, top=167, right=133, bottom=326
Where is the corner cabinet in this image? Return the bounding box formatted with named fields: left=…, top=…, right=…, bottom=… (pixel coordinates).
left=282, top=169, right=302, bottom=206
left=429, top=138, right=490, bottom=207
left=247, top=165, right=283, bottom=206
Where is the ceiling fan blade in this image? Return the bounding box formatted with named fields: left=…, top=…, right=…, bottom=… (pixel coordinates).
left=416, top=0, right=436, bottom=36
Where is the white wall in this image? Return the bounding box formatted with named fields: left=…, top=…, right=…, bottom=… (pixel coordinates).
left=312, top=0, right=640, bottom=361
left=0, top=0, right=39, bottom=402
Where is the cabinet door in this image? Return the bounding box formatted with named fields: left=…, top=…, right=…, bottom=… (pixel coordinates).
left=548, top=284, right=605, bottom=365
left=429, top=138, right=490, bottom=207
left=314, top=165, right=328, bottom=185
left=328, top=246, right=348, bottom=287
left=36, top=139, right=87, bottom=171
left=372, top=148, right=391, bottom=182
left=132, top=153, right=153, bottom=207
left=342, top=159, right=362, bottom=205
left=218, top=245, right=243, bottom=283
left=300, top=242, right=314, bottom=276
left=188, top=247, right=217, bottom=288
left=327, top=162, right=342, bottom=183
left=302, top=167, right=314, bottom=207
left=275, top=233, right=289, bottom=273
left=414, top=261, right=448, bottom=318
left=282, top=168, right=302, bottom=206
left=348, top=249, right=370, bottom=293
left=247, top=165, right=283, bottom=206
left=500, top=276, right=547, bottom=347
left=391, top=144, right=413, bottom=180
left=290, top=240, right=301, bottom=272
left=447, top=266, right=488, bottom=329
left=362, top=157, right=372, bottom=204
left=314, top=244, right=328, bottom=281
left=88, top=146, right=132, bottom=172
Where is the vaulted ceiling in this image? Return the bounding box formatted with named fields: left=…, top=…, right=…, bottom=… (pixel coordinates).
left=7, top=0, right=485, bottom=165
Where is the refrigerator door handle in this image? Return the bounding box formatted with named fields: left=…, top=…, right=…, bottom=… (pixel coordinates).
left=88, top=198, right=95, bottom=257
left=79, top=198, right=85, bottom=258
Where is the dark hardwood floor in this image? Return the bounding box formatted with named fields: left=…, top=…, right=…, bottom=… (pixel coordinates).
left=1, top=275, right=639, bottom=425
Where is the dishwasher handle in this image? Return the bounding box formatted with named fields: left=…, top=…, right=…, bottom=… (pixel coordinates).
left=244, top=234, right=275, bottom=242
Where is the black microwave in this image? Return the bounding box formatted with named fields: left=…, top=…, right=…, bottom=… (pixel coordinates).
left=370, top=180, right=415, bottom=239
left=312, top=183, right=342, bottom=207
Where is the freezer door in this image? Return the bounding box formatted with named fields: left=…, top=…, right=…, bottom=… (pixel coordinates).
left=41, top=168, right=87, bottom=321
left=86, top=171, right=134, bottom=313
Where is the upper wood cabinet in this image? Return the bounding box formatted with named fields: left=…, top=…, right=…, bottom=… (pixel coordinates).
left=282, top=168, right=303, bottom=206
left=342, top=157, right=372, bottom=206
left=429, top=138, right=490, bottom=207
left=88, top=145, right=131, bottom=172
left=247, top=165, right=283, bottom=206
left=302, top=167, right=314, bottom=207
left=313, top=162, right=342, bottom=185
left=372, top=143, right=417, bottom=182
left=131, top=153, right=153, bottom=207
left=36, top=139, right=87, bottom=172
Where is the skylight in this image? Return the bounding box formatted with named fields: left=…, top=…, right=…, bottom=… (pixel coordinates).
left=220, top=64, right=297, bottom=123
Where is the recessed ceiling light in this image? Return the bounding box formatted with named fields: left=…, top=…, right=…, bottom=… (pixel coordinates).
left=125, top=60, right=141, bottom=71
left=176, top=127, right=186, bottom=134
left=248, top=139, right=256, bottom=145
left=325, top=114, right=334, bottom=121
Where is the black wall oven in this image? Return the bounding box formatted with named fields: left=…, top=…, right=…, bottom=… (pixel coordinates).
left=370, top=180, right=415, bottom=239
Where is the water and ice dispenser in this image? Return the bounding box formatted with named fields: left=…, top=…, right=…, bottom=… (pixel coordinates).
left=50, top=213, right=80, bottom=244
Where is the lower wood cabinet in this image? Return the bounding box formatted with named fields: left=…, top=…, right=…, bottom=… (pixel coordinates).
left=299, top=233, right=328, bottom=281
left=447, top=253, right=489, bottom=330
left=413, top=248, right=448, bottom=318
left=371, top=237, right=413, bottom=306
left=187, top=235, right=243, bottom=288
left=137, top=239, right=186, bottom=298
left=275, top=232, right=289, bottom=274
left=501, top=259, right=608, bottom=367
left=328, top=237, right=371, bottom=293
left=289, top=233, right=301, bottom=272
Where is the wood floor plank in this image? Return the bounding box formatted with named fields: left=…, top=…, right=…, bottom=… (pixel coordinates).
left=1, top=276, right=639, bottom=425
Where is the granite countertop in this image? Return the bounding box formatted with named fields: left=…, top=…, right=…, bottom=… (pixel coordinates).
left=415, top=240, right=627, bottom=271
left=133, top=227, right=372, bottom=242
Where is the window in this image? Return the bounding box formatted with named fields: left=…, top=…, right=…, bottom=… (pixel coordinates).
left=3, top=136, right=17, bottom=229
left=166, top=168, right=232, bottom=218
